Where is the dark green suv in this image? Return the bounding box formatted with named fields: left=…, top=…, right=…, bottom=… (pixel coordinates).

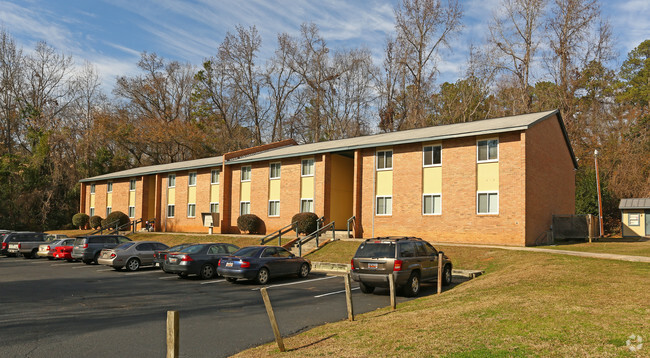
left=350, top=237, right=452, bottom=297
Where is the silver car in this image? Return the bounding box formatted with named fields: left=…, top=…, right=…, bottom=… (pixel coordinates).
left=37, top=238, right=74, bottom=259
left=97, top=241, right=169, bottom=271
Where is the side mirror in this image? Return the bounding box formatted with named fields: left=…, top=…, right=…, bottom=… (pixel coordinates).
left=437, top=251, right=444, bottom=256
left=290, top=253, right=296, bottom=258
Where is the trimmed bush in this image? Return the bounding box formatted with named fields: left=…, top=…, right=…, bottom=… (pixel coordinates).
left=72, top=213, right=89, bottom=229
left=101, top=211, right=130, bottom=228
left=237, top=214, right=263, bottom=234
left=89, top=215, right=103, bottom=229
left=292, top=212, right=318, bottom=235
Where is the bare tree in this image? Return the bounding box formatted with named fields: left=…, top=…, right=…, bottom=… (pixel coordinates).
left=0, top=30, right=24, bottom=155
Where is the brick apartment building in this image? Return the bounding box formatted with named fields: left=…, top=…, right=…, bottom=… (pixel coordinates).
left=80, top=110, right=577, bottom=246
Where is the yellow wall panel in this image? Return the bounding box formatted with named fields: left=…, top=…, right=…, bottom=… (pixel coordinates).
left=477, top=162, right=499, bottom=191
left=129, top=191, right=136, bottom=205
left=301, top=177, right=314, bottom=198
left=106, top=193, right=113, bottom=207
left=269, top=180, right=281, bottom=200
left=376, top=170, right=393, bottom=196
left=90, top=194, right=95, bottom=207
left=422, top=167, right=442, bottom=193
left=622, top=212, right=646, bottom=237
left=240, top=181, right=251, bottom=201
left=188, top=186, right=196, bottom=204
left=210, top=184, right=219, bottom=203
left=167, top=188, right=175, bottom=205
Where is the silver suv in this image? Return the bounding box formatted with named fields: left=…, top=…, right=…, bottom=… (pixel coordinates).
left=350, top=237, right=452, bottom=297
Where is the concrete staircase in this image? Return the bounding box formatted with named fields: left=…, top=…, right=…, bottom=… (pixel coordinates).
left=289, top=230, right=352, bottom=256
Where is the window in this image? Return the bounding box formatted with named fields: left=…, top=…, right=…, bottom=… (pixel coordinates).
left=241, top=166, right=251, bottom=181
left=129, top=179, right=136, bottom=191
left=167, top=204, right=175, bottom=218
left=211, top=169, right=220, bottom=184
left=477, top=192, right=499, bottom=214
left=376, top=196, right=392, bottom=215
left=300, top=199, right=314, bottom=213
left=270, top=162, right=281, bottom=179
left=210, top=202, right=219, bottom=213
left=187, top=203, right=196, bottom=217
left=107, top=182, right=113, bottom=193
left=268, top=200, right=280, bottom=216
left=106, top=207, right=112, bottom=215
left=423, top=145, right=442, bottom=166
left=128, top=206, right=135, bottom=218
left=89, top=207, right=95, bottom=217
left=376, top=150, right=393, bottom=170
left=477, top=139, right=499, bottom=162
left=301, top=159, right=314, bottom=176
left=628, top=213, right=641, bottom=226
left=90, top=184, right=95, bottom=194
left=168, top=174, right=176, bottom=188
left=188, top=172, right=197, bottom=186
left=423, top=194, right=442, bottom=215
left=240, top=201, right=251, bottom=215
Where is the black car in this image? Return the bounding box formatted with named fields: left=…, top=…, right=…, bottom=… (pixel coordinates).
left=165, top=243, right=240, bottom=279
left=71, top=235, right=132, bottom=264
left=153, top=243, right=196, bottom=272
left=217, top=246, right=311, bottom=285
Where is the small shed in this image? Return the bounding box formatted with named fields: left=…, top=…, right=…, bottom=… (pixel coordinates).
left=619, top=198, right=650, bottom=238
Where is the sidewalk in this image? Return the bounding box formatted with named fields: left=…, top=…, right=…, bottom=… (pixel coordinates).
left=431, top=242, right=650, bottom=263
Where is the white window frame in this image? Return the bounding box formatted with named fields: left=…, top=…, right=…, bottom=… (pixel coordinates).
left=270, top=162, right=281, bottom=180
left=167, top=204, right=175, bottom=218
left=210, top=202, right=219, bottom=213
left=106, top=207, right=112, bottom=215
left=90, top=184, right=95, bottom=194
left=301, top=159, right=314, bottom=177
left=107, top=182, right=113, bottom=193
left=423, top=145, right=442, bottom=167
left=211, top=169, right=220, bottom=184
left=300, top=198, right=314, bottom=213
left=240, top=201, right=251, bottom=215
left=188, top=172, right=197, bottom=187
left=168, top=174, right=176, bottom=188
left=376, top=196, right=392, bottom=216
left=129, top=179, right=136, bottom=191
left=128, top=206, right=135, bottom=218
left=241, top=166, right=251, bottom=182
left=268, top=200, right=280, bottom=217
left=376, top=150, right=393, bottom=171
left=422, top=193, right=442, bottom=215
left=187, top=203, right=196, bottom=218
left=477, top=138, right=499, bottom=163
left=628, top=213, right=641, bottom=226
left=477, top=191, right=499, bottom=215
left=89, top=207, right=95, bottom=217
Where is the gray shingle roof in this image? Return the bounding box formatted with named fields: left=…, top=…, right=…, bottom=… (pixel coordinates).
left=619, top=198, right=650, bottom=210
left=80, top=156, right=223, bottom=183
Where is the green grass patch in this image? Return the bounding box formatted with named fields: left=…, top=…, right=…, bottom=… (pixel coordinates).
left=545, top=239, right=650, bottom=257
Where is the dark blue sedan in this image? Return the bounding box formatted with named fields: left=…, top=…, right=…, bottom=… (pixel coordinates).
left=165, top=243, right=240, bottom=279
left=217, top=246, right=311, bottom=284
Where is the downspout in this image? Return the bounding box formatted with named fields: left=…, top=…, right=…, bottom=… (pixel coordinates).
left=372, top=156, right=376, bottom=238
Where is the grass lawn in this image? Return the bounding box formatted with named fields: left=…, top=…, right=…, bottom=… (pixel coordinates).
left=45, top=229, right=94, bottom=237
left=127, top=233, right=292, bottom=248
left=237, top=244, right=650, bottom=357
left=545, top=239, right=650, bottom=257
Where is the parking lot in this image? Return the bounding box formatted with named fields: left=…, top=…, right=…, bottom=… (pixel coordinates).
left=0, top=255, right=463, bottom=357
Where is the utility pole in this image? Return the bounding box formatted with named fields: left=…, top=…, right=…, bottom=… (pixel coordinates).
left=594, top=150, right=604, bottom=238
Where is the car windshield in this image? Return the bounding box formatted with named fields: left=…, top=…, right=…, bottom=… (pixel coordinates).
left=232, top=246, right=261, bottom=258
left=179, top=245, right=205, bottom=254
left=355, top=242, right=396, bottom=258
left=168, top=243, right=193, bottom=252
left=115, top=242, right=135, bottom=250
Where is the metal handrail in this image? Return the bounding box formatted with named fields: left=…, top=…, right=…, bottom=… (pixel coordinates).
left=89, top=220, right=120, bottom=235
left=260, top=221, right=297, bottom=246
left=108, top=218, right=142, bottom=235
left=346, top=215, right=356, bottom=239
left=298, top=221, right=335, bottom=256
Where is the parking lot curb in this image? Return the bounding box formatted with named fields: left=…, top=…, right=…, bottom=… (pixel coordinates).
left=311, top=261, right=351, bottom=274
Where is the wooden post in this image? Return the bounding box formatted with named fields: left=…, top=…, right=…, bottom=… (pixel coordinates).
left=344, top=274, right=354, bottom=321
left=166, top=311, right=179, bottom=358
left=437, top=252, right=443, bottom=294
left=260, top=288, right=286, bottom=352
left=587, top=214, right=593, bottom=243
left=388, top=273, right=396, bottom=310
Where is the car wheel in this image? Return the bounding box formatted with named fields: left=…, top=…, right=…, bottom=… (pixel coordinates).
left=113, top=266, right=123, bottom=271
left=47, top=257, right=54, bottom=260
left=403, top=272, right=420, bottom=297
left=93, top=252, right=101, bottom=265
left=359, top=281, right=375, bottom=294
left=256, top=267, right=270, bottom=285
left=66, top=259, right=73, bottom=263
left=442, top=265, right=452, bottom=286
left=126, top=258, right=141, bottom=272
left=226, top=277, right=237, bottom=283
left=83, top=259, right=93, bottom=265
left=199, top=264, right=215, bottom=279
left=298, top=263, right=310, bottom=278
left=177, top=273, right=188, bottom=279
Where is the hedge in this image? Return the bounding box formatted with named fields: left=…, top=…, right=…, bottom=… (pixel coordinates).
left=89, top=215, right=103, bottom=229
left=101, top=211, right=130, bottom=228
left=72, top=213, right=89, bottom=229
left=237, top=214, right=263, bottom=234
left=292, top=212, right=318, bottom=235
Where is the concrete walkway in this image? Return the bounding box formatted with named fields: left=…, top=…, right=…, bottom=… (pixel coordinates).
left=431, top=242, right=650, bottom=263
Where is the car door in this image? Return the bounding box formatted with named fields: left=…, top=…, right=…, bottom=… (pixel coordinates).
left=135, top=243, right=154, bottom=265
left=416, top=241, right=436, bottom=280
left=260, top=247, right=286, bottom=277
left=275, top=247, right=301, bottom=275
left=206, top=245, right=224, bottom=267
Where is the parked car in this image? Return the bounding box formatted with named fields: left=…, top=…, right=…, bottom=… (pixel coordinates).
left=97, top=241, right=169, bottom=271
left=153, top=243, right=196, bottom=272
left=165, top=243, right=240, bottom=279
left=72, top=235, right=132, bottom=264
left=218, top=245, right=311, bottom=285
left=53, top=243, right=76, bottom=262
left=4, top=232, right=48, bottom=258
left=350, top=237, right=452, bottom=297
left=38, top=238, right=75, bottom=259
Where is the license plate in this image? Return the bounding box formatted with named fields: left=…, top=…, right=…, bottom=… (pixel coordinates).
left=368, top=263, right=378, bottom=269
left=226, top=262, right=233, bottom=267
left=170, top=258, right=178, bottom=263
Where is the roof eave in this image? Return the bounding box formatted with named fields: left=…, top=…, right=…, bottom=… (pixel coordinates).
left=79, top=161, right=223, bottom=183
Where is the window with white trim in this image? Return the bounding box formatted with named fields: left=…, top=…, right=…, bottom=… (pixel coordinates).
left=270, top=162, right=281, bottom=179
left=107, top=182, right=113, bottom=193
left=129, top=179, right=136, bottom=191
left=128, top=206, right=135, bottom=218
left=211, top=169, right=220, bottom=184
left=90, top=184, right=95, bottom=194
left=241, top=166, right=251, bottom=181
left=423, top=145, right=442, bottom=166
left=89, top=207, right=95, bottom=217
left=300, top=199, right=314, bottom=213
left=167, top=174, right=176, bottom=188
left=477, top=192, right=499, bottom=214
left=423, top=194, right=442, bottom=215
left=188, top=172, right=197, bottom=186
left=210, top=202, right=219, bottom=213
left=240, top=201, right=251, bottom=215
left=301, top=159, right=314, bottom=176
left=268, top=200, right=280, bottom=216
left=187, top=203, right=196, bottom=217
left=376, top=196, right=392, bottom=215
left=106, top=207, right=112, bottom=215
left=477, top=139, right=499, bottom=162
left=628, top=213, right=640, bottom=226
left=167, top=204, right=175, bottom=218
left=376, top=150, right=393, bottom=170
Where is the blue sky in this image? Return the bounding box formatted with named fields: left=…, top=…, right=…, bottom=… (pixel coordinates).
left=1, top=0, right=648, bottom=92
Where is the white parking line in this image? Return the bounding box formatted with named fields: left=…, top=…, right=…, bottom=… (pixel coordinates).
left=200, top=279, right=225, bottom=285
left=159, top=276, right=179, bottom=280
left=97, top=269, right=114, bottom=272
left=51, top=263, right=72, bottom=267
left=251, top=276, right=338, bottom=290
left=124, top=270, right=163, bottom=276
left=314, top=287, right=359, bottom=298
left=72, top=265, right=95, bottom=269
